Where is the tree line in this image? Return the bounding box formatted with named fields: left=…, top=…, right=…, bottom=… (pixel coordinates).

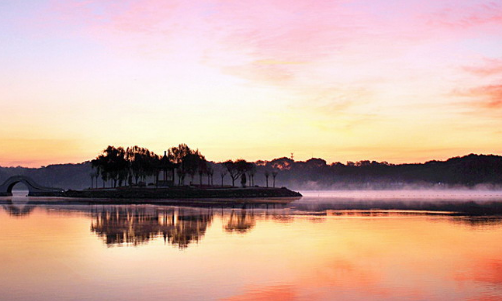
left=90, top=144, right=280, bottom=189
left=252, top=154, right=502, bottom=189
left=3, top=152, right=501, bottom=190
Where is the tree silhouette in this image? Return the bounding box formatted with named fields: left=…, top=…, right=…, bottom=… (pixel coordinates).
left=168, top=144, right=192, bottom=185
left=91, top=153, right=107, bottom=187
left=197, top=157, right=208, bottom=186
left=220, top=169, right=227, bottom=187
left=224, top=161, right=240, bottom=187
left=149, top=154, right=161, bottom=187
left=183, top=152, right=203, bottom=185
left=206, top=165, right=214, bottom=186
left=90, top=171, right=96, bottom=189
left=272, top=170, right=278, bottom=188
left=241, top=173, right=247, bottom=187
left=167, top=144, right=206, bottom=186
left=92, top=146, right=128, bottom=188
left=159, top=151, right=175, bottom=185
left=224, top=159, right=254, bottom=187
left=18, top=150, right=502, bottom=191
left=126, top=146, right=151, bottom=185
left=247, top=163, right=256, bottom=186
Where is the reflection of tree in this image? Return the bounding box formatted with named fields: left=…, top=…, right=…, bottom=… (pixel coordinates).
left=225, top=210, right=256, bottom=233
left=160, top=209, right=213, bottom=249
left=91, top=207, right=158, bottom=246
left=451, top=216, right=502, bottom=228
left=268, top=213, right=294, bottom=223
left=91, top=207, right=213, bottom=248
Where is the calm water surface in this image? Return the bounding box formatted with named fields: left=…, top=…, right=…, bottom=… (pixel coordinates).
left=1, top=190, right=502, bottom=300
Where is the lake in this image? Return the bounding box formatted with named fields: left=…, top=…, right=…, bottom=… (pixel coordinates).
left=1, top=190, right=502, bottom=300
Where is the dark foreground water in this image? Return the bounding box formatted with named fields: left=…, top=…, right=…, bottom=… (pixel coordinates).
left=1, top=190, right=502, bottom=300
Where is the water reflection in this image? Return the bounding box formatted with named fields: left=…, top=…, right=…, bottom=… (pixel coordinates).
left=451, top=216, right=502, bottom=228
left=225, top=210, right=256, bottom=233
left=2, top=197, right=502, bottom=300
left=265, top=210, right=295, bottom=223
left=293, top=198, right=502, bottom=215
left=163, top=209, right=213, bottom=248
left=91, top=207, right=213, bottom=248
left=2, top=201, right=36, bottom=217
left=4, top=194, right=502, bottom=250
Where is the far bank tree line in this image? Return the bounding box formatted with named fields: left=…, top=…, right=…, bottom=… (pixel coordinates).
left=2, top=151, right=501, bottom=190
left=90, top=145, right=279, bottom=188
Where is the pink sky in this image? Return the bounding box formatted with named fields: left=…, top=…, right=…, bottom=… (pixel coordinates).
left=1, top=0, right=501, bottom=167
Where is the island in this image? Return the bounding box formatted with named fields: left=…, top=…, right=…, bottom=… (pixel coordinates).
left=67, top=144, right=302, bottom=203
left=0, top=143, right=302, bottom=205
left=64, top=186, right=301, bottom=199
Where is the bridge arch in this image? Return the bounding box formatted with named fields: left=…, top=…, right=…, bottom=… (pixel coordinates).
left=0, top=176, right=64, bottom=196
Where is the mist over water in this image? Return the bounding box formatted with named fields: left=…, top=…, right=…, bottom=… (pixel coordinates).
left=5, top=189, right=502, bottom=215
left=290, top=190, right=502, bottom=215
left=300, top=189, right=502, bottom=201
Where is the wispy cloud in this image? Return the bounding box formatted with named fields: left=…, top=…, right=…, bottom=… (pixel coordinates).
left=426, top=1, right=502, bottom=29
left=455, top=84, right=502, bottom=110
left=463, top=58, right=502, bottom=76
left=4, top=0, right=502, bottom=164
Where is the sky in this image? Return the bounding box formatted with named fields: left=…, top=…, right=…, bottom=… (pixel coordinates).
left=1, top=0, right=501, bottom=167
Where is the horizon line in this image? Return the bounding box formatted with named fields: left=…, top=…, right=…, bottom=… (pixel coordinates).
left=1, top=152, right=500, bottom=170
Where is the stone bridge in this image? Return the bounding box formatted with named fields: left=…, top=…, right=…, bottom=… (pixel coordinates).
left=0, top=176, right=64, bottom=196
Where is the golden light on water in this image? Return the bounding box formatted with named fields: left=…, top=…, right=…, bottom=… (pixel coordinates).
left=1, top=204, right=501, bottom=300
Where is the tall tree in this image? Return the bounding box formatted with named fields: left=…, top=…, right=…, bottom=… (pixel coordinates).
left=247, top=163, right=256, bottom=186
left=198, top=158, right=208, bottom=186
left=224, top=161, right=240, bottom=187
left=159, top=151, right=175, bottom=185
left=93, top=146, right=128, bottom=188
left=126, top=146, right=150, bottom=185
left=220, top=169, right=227, bottom=187
left=224, top=159, right=252, bottom=187
left=168, top=144, right=206, bottom=186
left=91, top=153, right=107, bottom=187
left=272, top=171, right=278, bottom=188
left=168, top=144, right=192, bottom=185
left=206, top=165, right=214, bottom=186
